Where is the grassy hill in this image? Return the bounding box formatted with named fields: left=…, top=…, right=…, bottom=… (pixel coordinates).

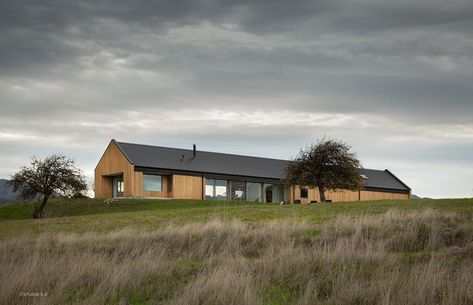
left=1, top=198, right=473, bottom=304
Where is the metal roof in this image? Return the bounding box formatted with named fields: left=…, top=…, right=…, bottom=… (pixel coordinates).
left=115, top=140, right=410, bottom=191
left=357, top=168, right=410, bottom=191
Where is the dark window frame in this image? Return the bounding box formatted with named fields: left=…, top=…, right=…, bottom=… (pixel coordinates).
left=143, top=174, right=163, bottom=192
left=300, top=187, right=308, bottom=198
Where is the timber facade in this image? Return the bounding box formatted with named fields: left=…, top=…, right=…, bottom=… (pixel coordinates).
left=94, top=140, right=411, bottom=202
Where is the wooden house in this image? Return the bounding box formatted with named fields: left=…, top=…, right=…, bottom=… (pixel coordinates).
left=95, top=140, right=411, bottom=202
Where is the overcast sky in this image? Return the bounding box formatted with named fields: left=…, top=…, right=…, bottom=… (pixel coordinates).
left=1, top=0, right=472, bottom=198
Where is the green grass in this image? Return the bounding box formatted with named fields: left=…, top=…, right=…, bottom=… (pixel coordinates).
left=1, top=197, right=473, bottom=240
left=1, top=197, right=473, bottom=305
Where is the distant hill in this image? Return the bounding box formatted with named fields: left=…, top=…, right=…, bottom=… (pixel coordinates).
left=0, top=179, right=19, bottom=204
left=0, top=180, right=74, bottom=204
left=411, top=194, right=432, bottom=200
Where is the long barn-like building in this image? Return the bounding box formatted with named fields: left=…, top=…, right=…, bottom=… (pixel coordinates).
left=95, top=139, right=411, bottom=203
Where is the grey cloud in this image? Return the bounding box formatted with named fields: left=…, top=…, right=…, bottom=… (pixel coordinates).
left=2, top=0, right=472, bottom=41
left=1, top=0, right=472, bottom=197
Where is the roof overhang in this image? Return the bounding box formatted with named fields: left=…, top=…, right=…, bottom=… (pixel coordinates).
left=134, top=166, right=285, bottom=184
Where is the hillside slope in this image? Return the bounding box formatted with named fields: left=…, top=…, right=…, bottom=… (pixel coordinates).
left=1, top=198, right=472, bottom=305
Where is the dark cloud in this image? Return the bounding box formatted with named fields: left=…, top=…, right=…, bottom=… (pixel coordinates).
left=3, top=0, right=472, bottom=32
left=0, top=0, right=472, bottom=197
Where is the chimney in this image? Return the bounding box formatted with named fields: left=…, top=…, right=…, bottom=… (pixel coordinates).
left=193, top=144, right=196, bottom=158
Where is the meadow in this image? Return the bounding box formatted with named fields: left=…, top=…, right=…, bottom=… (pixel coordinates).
left=1, top=198, right=472, bottom=304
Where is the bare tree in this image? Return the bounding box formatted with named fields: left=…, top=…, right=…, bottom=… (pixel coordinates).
left=10, top=154, right=87, bottom=218
left=285, top=139, right=364, bottom=202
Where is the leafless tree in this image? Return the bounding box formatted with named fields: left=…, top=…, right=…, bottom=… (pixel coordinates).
left=10, top=154, right=87, bottom=218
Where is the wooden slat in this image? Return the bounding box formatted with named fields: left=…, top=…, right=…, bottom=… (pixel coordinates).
left=172, top=175, right=203, bottom=199
left=360, top=190, right=409, bottom=201
left=94, top=140, right=134, bottom=198
left=288, top=185, right=408, bottom=203
left=326, top=189, right=359, bottom=202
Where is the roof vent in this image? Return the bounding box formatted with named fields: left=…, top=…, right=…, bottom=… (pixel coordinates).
left=180, top=154, right=185, bottom=161
left=192, top=144, right=196, bottom=158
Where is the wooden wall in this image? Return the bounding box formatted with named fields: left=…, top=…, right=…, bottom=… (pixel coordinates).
left=94, top=141, right=135, bottom=198
left=95, top=140, right=178, bottom=199
left=172, top=175, right=203, bottom=199
left=360, top=190, right=409, bottom=201
left=288, top=185, right=320, bottom=204
left=95, top=141, right=203, bottom=199
left=326, top=189, right=360, bottom=202
left=288, top=185, right=408, bottom=203
left=133, top=172, right=172, bottom=198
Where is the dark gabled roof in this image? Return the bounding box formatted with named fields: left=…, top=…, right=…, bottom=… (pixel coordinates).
left=116, top=141, right=288, bottom=180
left=358, top=168, right=410, bottom=191
left=115, top=140, right=410, bottom=191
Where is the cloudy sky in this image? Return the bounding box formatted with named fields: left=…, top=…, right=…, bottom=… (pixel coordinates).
left=1, top=0, right=472, bottom=198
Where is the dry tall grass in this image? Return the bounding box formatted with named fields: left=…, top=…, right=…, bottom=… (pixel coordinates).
left=1, top=209, right=472, bottom=304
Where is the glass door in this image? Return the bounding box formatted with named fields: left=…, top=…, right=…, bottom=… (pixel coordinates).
left=112, top=175, right=124, bottom=197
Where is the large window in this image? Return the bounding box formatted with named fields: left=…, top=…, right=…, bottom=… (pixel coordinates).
left=205, top=181, right=214, bottom=199
left=272, top=185, right=285, bottom=203
left=246, top=182, right=262, bottom=202
left=206, top=180, right=281, bottom=203
left=231, top=180, right=246, bottom=201
left=263, top=184, right=285, bottom=203
left=215, top=180, right=227, bottom=199
left=143, top=174, right=163, bottom=192
left=205, top=179, right=227, bottom=200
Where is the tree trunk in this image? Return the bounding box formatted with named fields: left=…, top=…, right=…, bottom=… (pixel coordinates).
left=292, top=186, right=295, bottom=204
left=33, top=195, right=49, bottom=218
left=319, top=187, right=326, bottom=202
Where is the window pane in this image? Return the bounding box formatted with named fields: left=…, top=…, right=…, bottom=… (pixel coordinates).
left=215, top=180, right=227, bottom=200
left=264, top=184, right=285, bottom=203
left=263, top=184, right=273, bottom=203
left=206, top=178, right=227, bottom=200
left=231, top=181, right=246, bottom=201
left=112, top=176, right=124, bottom=197
left=246, top=182, right=262, bottom=202
left=205, top=185, right=214, bottom=199
left=143, top=174, right=162, bottom=192
left=300, top=187, right=308, bottom=198
left=205, top=178, right=215, bottom=199
left=272, top=185, right=285, bottom=203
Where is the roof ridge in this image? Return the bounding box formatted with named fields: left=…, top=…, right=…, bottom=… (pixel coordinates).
left=116, top=141, right=392, bottom=172
left=384, top=169, right=411, bottom=191
left=116, top=141, right=289, bottom=162
left=95, top=140, right=411, bottom=192
left=113, top=140, right=134, bottom=165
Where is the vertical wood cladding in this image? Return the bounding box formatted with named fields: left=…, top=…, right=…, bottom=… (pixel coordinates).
left=288, top=185, right=408, bottom=203
left=360, top=190, right=409, bottom=201
left=134, top=172, right=172, bottom=198
left=94, top=141, right=135, bottom=198
left=326, top=189, right=360, bottom=202
left=95, top=141, right=201, bottom=199
left=172, top=175, right=203, bottom=199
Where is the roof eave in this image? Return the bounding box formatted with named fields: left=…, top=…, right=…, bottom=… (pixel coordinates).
left=384, top=169, right=411, bottom=191
left=113, top=139, right=135, bottom=165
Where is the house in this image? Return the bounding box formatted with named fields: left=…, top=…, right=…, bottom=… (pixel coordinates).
left=94, top=139, right=411, bottom=203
